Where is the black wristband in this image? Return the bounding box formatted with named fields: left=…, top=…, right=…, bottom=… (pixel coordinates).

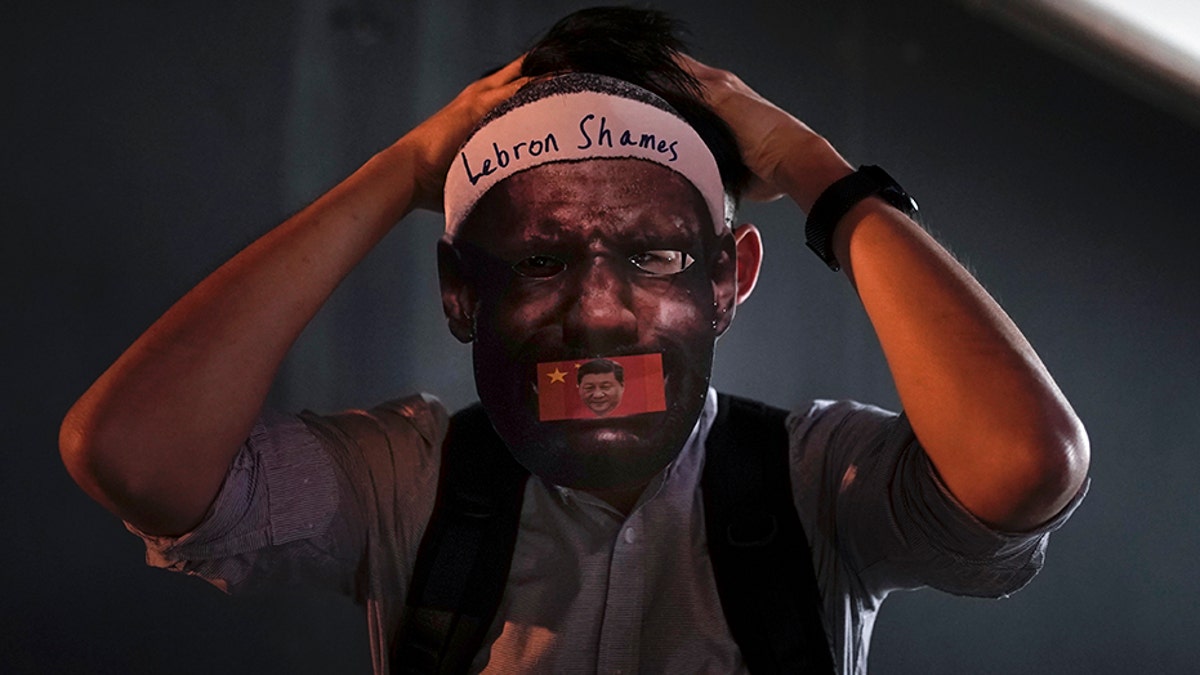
left=805, top=165, right=918, bottom=271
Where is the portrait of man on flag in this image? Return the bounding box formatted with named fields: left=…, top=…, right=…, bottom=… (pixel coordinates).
left=576, top=359, right=626, bottom=417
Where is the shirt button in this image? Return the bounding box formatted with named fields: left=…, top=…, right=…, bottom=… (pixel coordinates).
left=624, top=527, right=637, bottom=544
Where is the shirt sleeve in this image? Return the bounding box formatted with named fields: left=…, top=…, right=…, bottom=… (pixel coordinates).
left=125, top=393, right=447, bottom=599
left=789, top=399, right=1088, bottom=599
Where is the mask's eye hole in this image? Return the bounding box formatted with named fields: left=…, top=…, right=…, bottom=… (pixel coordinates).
left=512, top=254, right=566, bottom=278
left=629, top=250, right=695, bottom=275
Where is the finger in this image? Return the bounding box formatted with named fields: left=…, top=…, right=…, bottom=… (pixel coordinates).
left=476, top=74, right=532, bottom=112
left=486, top=53, right=527, bottom=84
left=493, top=74, right=532, bottom=98
left=674, top=52, right=701, bottom=78
left=675, top=52, right=719, bottom=79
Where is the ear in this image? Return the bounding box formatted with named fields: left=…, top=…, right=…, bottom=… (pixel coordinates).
left=712, top=223, right=762, bottom=336
left=733, top=223, right=763, bottom=305
left=437, top=239, right=477, bottom=343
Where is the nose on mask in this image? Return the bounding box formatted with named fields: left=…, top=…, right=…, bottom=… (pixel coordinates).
left=536, top=354, right=665, bottom=421
left=561, top=262, right=639, bottom=350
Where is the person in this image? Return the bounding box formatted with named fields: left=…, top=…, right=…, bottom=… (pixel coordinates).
left=576, top=359, right=626, bottom=417
left=58, top=6, right=1089, bottom=674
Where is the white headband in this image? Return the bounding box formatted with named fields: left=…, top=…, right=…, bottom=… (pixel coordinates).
left=443, top=86, right=728, bottom=236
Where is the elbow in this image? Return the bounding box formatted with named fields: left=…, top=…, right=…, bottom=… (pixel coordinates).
left=993, top=412, right=1091, bottom=532
left=59, top=401, right=121, bottom=509
left=58, top=397, right=233, bottom=536
left=59, top=406, right=186, bottom=535
left=59, top=398, right=154, bottom=520
left=1035, top=408, right=1090, bottom=503
left=60, top=402, right=94, bottom=490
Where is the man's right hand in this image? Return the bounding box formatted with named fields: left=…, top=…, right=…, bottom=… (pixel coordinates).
left=59, top=56, right=527, bottom=536
left=403, top=55, right=529, bottom=212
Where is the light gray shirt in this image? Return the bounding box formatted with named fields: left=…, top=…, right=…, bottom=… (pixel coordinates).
left=130, top=388, right=1086, bottom=674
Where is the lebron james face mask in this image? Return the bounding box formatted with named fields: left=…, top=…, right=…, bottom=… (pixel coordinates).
left=441, top=73, right=735, bottom=491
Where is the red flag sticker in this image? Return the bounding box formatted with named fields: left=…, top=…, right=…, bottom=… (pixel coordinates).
left=537, top=353, right=667, bottom=421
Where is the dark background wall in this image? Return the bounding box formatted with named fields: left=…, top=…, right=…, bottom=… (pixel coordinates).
left=4, top=1, right=1197, bottom=673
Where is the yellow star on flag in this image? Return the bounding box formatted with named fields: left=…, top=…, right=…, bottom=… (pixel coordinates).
left=547, top=368, right=567, bottom=384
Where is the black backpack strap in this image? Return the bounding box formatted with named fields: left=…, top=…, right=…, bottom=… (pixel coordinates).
left=703, top=393, right=836, bottom=674
left=391, top=403, right=529, bottom=675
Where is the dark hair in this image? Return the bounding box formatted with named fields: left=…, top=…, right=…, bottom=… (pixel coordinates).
left=521, top=6, right=751, bottom=201
left=577, top=358, right=624, bottom=385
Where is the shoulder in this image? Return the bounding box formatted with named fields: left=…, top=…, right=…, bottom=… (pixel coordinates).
left=297, top=394, right=451, bottom=518
left=787, top=398, right=901, bottom=438
left=710, top=394, right=902, bottom=459
left=301, top=393, right=450, bottom=457
left=784, top=398, right=907, bottom=468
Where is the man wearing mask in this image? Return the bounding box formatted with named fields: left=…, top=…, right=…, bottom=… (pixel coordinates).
left=60, top=7, right=1089, bottom=674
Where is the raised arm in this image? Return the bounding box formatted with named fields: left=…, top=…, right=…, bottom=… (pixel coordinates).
left=59, top=59, right=528, bottom=537
left=684, top=55, right=1088, bottom=532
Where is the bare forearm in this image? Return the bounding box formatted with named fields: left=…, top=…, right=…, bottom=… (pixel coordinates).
left=805, top=169, right=1088, bottom=531
left=60, top=139, right=422, bottom=535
